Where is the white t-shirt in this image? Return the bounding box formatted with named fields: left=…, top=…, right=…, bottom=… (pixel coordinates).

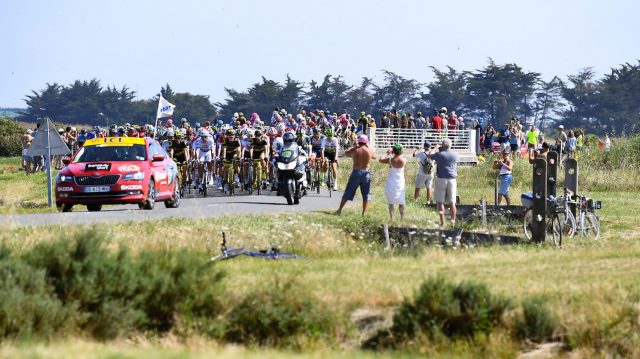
left=415, top=151, right=434, bottom=177
left=321, top=137, right=339, bottom=154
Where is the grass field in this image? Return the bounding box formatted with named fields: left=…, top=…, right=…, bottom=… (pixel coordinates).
left=0, top=139, right=639, bottom=358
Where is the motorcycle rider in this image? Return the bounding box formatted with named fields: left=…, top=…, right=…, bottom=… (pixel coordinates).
left=274, top=132, right=308, bottom=196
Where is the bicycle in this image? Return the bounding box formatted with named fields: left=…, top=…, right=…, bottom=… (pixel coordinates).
left=572, top=195, right=601, bottom=240
left=326, top=158, right=337, bottom=198
left=223, top=158, right=237, bottom=196
left=310, top=158, right=322, bottom=194
left=245, top=158, right=254, bottom=195
left=177, top=162, right=189, bottom=197
left=210, top=233, right=301, bottom=262
left=555, top=188, right=577, bottom=237
left=252, top=158, right=265, bottom=196
left=523, top=206, right=563, bottom=246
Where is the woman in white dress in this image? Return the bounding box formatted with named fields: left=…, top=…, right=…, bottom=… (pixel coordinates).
left=380, top=143, right=407, bottom=220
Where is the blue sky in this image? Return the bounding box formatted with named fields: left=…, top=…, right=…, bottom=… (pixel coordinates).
left=1, top=0, right=638, bottom=108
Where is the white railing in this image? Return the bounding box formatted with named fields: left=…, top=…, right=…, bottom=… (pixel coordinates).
left=369, top=128, right=476, bottom=153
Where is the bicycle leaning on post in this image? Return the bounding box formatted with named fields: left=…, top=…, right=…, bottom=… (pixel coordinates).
left=522, top=201, right=563, bottom=247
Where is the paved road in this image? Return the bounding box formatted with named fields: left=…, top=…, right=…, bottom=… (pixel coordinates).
left=1, top=190, right=343, bottom=227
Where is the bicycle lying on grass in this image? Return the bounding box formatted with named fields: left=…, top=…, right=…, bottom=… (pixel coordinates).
left=210, top=233, right=301, bottom=261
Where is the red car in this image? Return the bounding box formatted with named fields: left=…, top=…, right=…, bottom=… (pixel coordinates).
left=55, top=137, right=180, bottom=212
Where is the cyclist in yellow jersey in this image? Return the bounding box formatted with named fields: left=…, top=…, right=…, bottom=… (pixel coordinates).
left=221, top=129, right=242, bottom=189
left=249, top=129, right=270, bottom=188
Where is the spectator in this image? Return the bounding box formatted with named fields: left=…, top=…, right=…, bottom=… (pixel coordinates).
left=525, top=125, right=538, bottom=151
left=576, top=129, right=585, bottom=153
left=428, top=138, right=460, bottom=227
left=380, top=143, right=407, bottom=220
left=380, top=112, right=389, bottom=128
left=529, top=142, right=550, bottom=164
left=483, top=124, right=495, bottom=152
left=336, top=134, right=376, bottom=216
left=556, top=125, right=567, bottom=153
left=431, top=110, right=444, bottom=131
left=447, top=112, right=458, bottom=131
left=413, top=141, right=435, bottom=205
left=566, top=130, right=577, bottom=158
left=391, top=109, right=400, bottom=128
left=599, top=133, right=611, bottom=152
left=21, top=129, right=33, bottom=173
left=493, top=148, right=513, bottom=205
left=498, top=124, right=511, bottom=152
left=509, top=124, right=521, bottom=158
left=400, top=114, right=408, bottom=129
left=415, top=112, right=425, bottom=129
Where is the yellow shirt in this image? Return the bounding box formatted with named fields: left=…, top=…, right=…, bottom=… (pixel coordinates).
left=526, top=130, right=538, bottom=145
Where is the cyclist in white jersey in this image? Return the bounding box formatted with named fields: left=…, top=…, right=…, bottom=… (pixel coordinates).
left=321, top=129, right=340, bottom=190
left=192, top=129, right=214, bottom=187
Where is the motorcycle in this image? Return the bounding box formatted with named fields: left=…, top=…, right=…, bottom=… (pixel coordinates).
left=275, top=144, right=307, bottom=205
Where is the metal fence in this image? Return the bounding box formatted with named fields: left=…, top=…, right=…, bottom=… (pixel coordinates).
left=369, top=128, right=475, bottom=153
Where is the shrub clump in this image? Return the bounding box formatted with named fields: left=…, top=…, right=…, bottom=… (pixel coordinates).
left=0, top=118, right=24, bottom=157
left=0, top=230, right=225, bottom=340
left=515, top=296, right=559, bottom=343
left=224, top=280, right=335, bottom=348
left=365, top=276, right=512, bottom=349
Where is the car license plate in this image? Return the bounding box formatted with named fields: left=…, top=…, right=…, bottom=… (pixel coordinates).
left=83, top=186, right=110, bottom=193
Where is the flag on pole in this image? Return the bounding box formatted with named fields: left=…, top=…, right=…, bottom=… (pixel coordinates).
left=156, top=95, right=176, bottom=119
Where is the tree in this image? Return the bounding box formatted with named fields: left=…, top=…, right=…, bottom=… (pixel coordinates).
left=465, top=59, right=540, bottom=125
left=560, top=68, right=601, bottom=131
left=533, top=76, right=564, bottom=132
left=422, top=66, right=467, bottom=114
left=372, top=70, right=422, bottom=113
left=346, top=77, right=375, bottom=115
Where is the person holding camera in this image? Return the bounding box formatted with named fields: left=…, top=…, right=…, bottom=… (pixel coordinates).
left=428, top=138, right=460, bottom=227
left=380, top=144, right=407, bottom=220
left=413, top=141, right=435, bottom=205
left=493, top=148, right=513, bottom=205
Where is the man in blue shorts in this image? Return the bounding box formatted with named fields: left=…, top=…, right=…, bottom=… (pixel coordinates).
left=336, top=134, right=376, bottom=216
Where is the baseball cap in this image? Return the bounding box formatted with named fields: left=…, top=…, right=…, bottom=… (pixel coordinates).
left=558, top=125, right=564, bottom=129
left=423, top=140, right=432, bottom=149
left=357, top=134, right=368, bottom=144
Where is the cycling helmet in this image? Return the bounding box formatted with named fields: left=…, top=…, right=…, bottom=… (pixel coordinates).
left=198, top=129, right=209, bottom=137
left=276, top=123, right=286, bottom=133
left=166, top=119, right=173, bottom=126
left=295, top=128, right=305, bottom=136
left=282, top=132, right=295, bottom=143
left=325, top=129, right=334, bottom=137
left=225, top=129, right=234, bottom=136
left=254, top=130, right=263, bottom=137
left=267, top=127, right=277, bottom=136
left=312, top=127, right=320, bottom=134
left=218, top=120, right=224, bottom=126
left=194, top=122, right=201, bottom=129
left=166, top=128, right=175, bottom=138
left=245, top=129, right=254, bottom=137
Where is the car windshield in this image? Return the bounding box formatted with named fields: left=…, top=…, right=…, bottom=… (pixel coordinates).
left=73, top=144, right=147, bottom=162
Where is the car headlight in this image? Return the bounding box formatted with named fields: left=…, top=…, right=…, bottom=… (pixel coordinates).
left=123, top=172, right=145, bottom=181
left=56, top=173, right=74, bottom=183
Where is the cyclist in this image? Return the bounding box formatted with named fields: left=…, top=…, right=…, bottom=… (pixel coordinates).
left=321, top=129, right=340, bottom=191
left=170, top=129, right=191, bottom=187
left=309, top=127, right=325, bottom=168
left=249, top=129, right=270, bottom=189
left=192, top=129, right=214, bottom=190
left=221, top=129, right=242, bottom=191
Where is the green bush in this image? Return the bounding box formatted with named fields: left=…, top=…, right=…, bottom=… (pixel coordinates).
left=1, top=230, right=226, bottom=340
left=365, top=276, right=512, bottom=349
left=224, top=280, right=335, bottom=348
left=0, top=118, right=24, bottom=157
left=0, top=258, right=75, bottom=339
left=515, top=296, right=558, bottom=342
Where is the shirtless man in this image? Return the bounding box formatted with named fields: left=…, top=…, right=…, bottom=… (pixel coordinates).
left=336, top=134, right=376, bottom=216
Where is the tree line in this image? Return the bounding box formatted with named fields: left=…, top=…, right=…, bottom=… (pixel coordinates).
left=20, top=59, right=640, bottom=134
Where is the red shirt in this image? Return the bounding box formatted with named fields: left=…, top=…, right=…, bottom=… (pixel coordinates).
left=448, top=117, right=457, bottom=130
left=432, top=115, right=444, bottom=130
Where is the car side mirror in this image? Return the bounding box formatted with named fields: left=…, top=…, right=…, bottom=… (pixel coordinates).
left=152, top=154, right=165, bottom=162
left=61, top=156, right=72, bottom=165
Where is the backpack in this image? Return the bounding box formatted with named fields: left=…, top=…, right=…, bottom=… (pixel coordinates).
left=421, top=157, right=434, bottom=175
